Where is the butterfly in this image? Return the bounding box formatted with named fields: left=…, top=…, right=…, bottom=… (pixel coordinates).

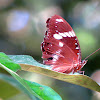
left=41, top=15, right=87, bottom=74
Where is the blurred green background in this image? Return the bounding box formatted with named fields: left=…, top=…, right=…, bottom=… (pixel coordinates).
left=0, top=0, right=100, bottom=100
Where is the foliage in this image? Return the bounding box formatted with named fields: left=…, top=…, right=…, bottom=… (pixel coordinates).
left=0, top=52, right=100, bottom=99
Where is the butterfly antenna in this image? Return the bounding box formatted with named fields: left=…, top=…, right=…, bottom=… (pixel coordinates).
left=84, top=48, right=100, bottom=60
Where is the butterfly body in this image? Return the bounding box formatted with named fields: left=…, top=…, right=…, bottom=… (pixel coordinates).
left=41, top=15, right=87, bottom=74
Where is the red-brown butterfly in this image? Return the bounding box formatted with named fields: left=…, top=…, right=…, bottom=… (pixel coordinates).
left=41, top=15, right=87, bottom=74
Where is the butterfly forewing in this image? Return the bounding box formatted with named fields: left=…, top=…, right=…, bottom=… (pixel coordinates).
left=41, top=15, right=82, bottom=73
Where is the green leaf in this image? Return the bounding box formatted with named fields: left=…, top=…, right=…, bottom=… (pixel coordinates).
left=24, top=80, right=62, bottom=100
left=0, top=52, right=21, bottom=72
left=0, top=53, right=62, bottom=100
left=9, top=55, right=100, bottom=92
left=9, top=55, right=51, bottom=69
left=0, top=74, right=36, bottom=100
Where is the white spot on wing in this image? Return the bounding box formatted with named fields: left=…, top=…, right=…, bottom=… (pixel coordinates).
left=69, top=31, right=73, bottom=37
left=53, top=34, right=63, bottom=39
left=53, top=59, right=56, bottom=61
left=64, top=32, right=71, bottom=37
left=59, top=33, right=67, bottom=37
left=77, top=53, right=80, bottom=55
left=53, top=55, right=58, bottom=59
left=54, top=30, right=76, bottom=38
left=53, top=55, right=59, bottom=61
left=71, top=30, right=76, bottom=36
left=76, top=47, right=79, bottom=49
left=56, top=50, right=61, bottom=54
left=56, top=30, right=58, bottom=32
left=69, top=30, right=76, bottom=37
left=56, top=19, right=63, bottom=22
left=75, top=43, right=78, bottom=45
left=59, top=42, right=64, bottom=47
left=75, top=38, right=77, bottom=40
left=74, top=64, right=78, bottom=66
